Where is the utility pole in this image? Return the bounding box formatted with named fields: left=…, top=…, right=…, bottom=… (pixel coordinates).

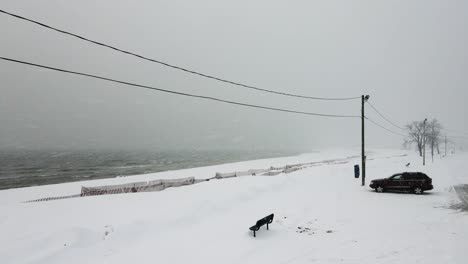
left=445, top=135, right=447, bottom=156
left=361, top=95, right=369, bottom=186
left=423, top=118, right=427, bottom=166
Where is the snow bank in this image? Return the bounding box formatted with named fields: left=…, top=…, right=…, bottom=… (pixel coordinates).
left=0, top=149, right=467, bottom=264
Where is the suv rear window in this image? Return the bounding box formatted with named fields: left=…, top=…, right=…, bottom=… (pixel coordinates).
left=404, top=173, right=423, bottom=180
left=408, top=173, right=429, bottom=180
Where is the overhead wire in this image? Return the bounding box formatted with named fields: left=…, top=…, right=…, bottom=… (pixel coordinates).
left=446, top=135, right=468, bottom=140
left=442, top=128, right=468, bottom=136
left=0, top=56, right=361, bottom=118
left=366, top=101, right=405, bottom=130
left=0, top=9, right=361, bottom=101
left=365, top=117, right=407, bottom=137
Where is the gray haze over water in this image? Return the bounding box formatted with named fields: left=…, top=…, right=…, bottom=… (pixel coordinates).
left=0, top=149, right=299, bottom=190
left=0, top=1, right=467, bottom=188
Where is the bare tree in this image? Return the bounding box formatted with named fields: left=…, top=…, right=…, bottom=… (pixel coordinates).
left=402, top=139, right=411, bottom=150
left=427, top=119, right=443, bottom=162
left=405, top=121, right=425, bottom=156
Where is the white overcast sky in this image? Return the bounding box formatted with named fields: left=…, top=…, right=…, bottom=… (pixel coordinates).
left=0, top=0, right=467, bottom=151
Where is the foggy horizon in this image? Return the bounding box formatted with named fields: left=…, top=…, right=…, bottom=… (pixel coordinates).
left=1, top=0, right=467, bottom=151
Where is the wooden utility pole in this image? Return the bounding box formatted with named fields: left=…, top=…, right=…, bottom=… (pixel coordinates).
left=423, top=118, right=427, bottom=166
left=445, top=135, right=447, bottom=156
left=361, top=95, right=369, bottom=186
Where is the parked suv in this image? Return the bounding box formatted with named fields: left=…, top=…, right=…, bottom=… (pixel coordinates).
left=369, top=172, right=433, bottom=194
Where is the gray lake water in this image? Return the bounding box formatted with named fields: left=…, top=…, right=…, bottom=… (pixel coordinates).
left=0, top=149, right=298, bottom=190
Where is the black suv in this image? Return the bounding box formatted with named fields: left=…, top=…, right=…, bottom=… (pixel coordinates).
left=369, top=172, right=433, bottom=194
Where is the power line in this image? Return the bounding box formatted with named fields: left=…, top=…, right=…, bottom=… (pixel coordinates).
left=447, top=135, right=468, bottom=140
left=443, top=128, right=468, bottom=136
left=0, top=9, right=361, bottom=101
left=365, top=117, right=407, bottom=137
left=366, top=101, right=405, bottom=130
left=0, top=56, right=361, bottom=118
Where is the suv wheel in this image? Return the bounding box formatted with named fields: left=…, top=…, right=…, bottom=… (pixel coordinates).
left=376, top=186, right=384, bottom=193
left=413, top=187, right=423, bottom=195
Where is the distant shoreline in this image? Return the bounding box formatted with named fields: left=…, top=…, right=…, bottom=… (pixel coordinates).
left=0, top=149, right=301, bottom=190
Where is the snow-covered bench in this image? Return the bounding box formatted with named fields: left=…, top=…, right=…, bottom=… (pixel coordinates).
left=249, top=214, right=274, bottom=237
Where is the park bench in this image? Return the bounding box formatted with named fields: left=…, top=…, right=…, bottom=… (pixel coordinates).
left=249, top=214, right=274, bottom=237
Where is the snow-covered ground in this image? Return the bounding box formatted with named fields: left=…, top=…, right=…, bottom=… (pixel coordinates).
left=0, top=149, right=467, bottom=264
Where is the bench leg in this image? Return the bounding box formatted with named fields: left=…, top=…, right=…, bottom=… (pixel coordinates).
left=267, top=223, right=269, bottom=230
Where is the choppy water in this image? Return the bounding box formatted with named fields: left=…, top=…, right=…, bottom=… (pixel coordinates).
left=0, top=149, right=297, bottom=190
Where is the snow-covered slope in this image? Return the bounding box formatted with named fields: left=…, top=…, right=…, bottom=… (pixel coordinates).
left=0, top=149, right=467, bottom=264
